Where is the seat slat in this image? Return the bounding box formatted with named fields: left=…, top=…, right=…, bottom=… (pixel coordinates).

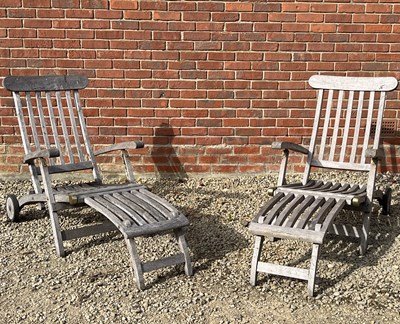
left=308, top=198, right=336, bottom=230
left=284, top=195, right=315, bottom=228
left=264, top=193, right=295, bottom=225
left=295, top=197, right=326, bottom=229
left=102, top=193, right=149, bottom=226
left=135, top=189, right=179, bottom=218
left=110, top=192, right=159, bottom=224
left=120, top=191, right=167, bottom=222
left=255, top=192, right=286, bottom=223
left=272, top=195, right=305, bottom=226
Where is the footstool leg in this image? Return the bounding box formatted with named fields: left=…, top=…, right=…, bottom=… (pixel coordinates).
left=125, top=238, right=145, bottom=290
left=250, top=235, right=264, bottom=286
left=174, top=228, right=193, bottom=276
left=308, top=243, right=320, bottom=297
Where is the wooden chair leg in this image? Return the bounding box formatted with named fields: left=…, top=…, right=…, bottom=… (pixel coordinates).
left=360, top=211, right=371, bottom=256
left=125, top=238, right=145, bottom=290
left=48, top=208, right=65, bottom=258
left=250, top=235, right=264, bottom=286
left=174, top=229, right=193, bottom=276
left=308, top=243, right=320, bottom=297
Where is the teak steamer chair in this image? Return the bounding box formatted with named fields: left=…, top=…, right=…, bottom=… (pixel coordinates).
left=3, top=75, right=193, bottom=290
left=248, top=75, right=398, bottom=296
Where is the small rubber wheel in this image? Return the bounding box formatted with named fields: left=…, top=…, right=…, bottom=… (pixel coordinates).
left=382, top=188, right=392, bottom=216
left=6, top=194, right=20, bottom=222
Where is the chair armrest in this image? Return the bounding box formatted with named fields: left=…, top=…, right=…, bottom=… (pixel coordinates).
left=94, top=141, right=145, bottom=156
left=365, top=148, right=384, bottom=160
left=272, top=142, right=309, bottom=155
left=23, top=148, right=60, bottom=163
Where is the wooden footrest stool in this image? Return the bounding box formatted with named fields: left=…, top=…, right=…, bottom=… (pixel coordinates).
left=57, top=183, right=193, bottom=290
left=248, top=192, right=347, bottom=296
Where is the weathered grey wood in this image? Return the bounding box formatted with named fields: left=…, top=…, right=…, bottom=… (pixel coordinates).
left=25, top=93, right=40, bottom=150
left=4, top=74, right=192, bottom=290
left=263, top=193, right=296, bottom=225
left=61, top=222, right=118, bottom=241
left=249, top=223, right=325, bottom=244
left=249, top=74, right=398, bottom=296
left=340, top=90, right=354, bottom=162
left=45, top=91, right=63, bottom=164
left=271, top=141, right=309, bottom=154
left=295, top=197, right=325, bottom=229
left=284, top=195, right=315, bottom=228
left=35, top=92, right=52, bottom=163
left=276, top=185, right=366, bottom=205
left=308, top=75, right=397, bottom=91
left=250, top=236, right=264, bottom=286
left=74, top=90, right=102, bottom=181
left=38, top=161, right=65, bottom=257
left=64, top=183, right=144, bottom=203
left=55, top=90, right=74, bottom=162
left=23, top=148, right=60, bottom=163
left=329, top=90, right=344, bottom=161
left=125, top=238, right=145, bottom=290
left=257, top=262, right=309, bottom=281
left=94, top=141, right=145, bottom=156
left=120, top=191, right=165, bottom=222
left=310, top=159, right=371, bottom=172
left=308, top=243, right=321, bottom=297
left=142, top=254, right=186, bottom=273
left=3, top=75, right=89, bottom=92
left=361, top=92, right=376, bottom=164
left=42, top=161, right=95, bottom=175
left=273, top=195, right=305, bottom=226
left=319, top=89, right=334, bottom=161
left=65, top=90, right=84, bottom=162
left=174, top=228, right=193, bottom=276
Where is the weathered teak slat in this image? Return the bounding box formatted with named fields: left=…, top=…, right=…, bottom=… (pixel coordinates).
left=3, top=75, right=193, bottom=290
left=249, top=75, right=398, bottom=297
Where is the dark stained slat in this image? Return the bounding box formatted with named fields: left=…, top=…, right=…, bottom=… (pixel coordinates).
left=295, top=197, right=325, bottom=229
left=3, top=75, right=88, bottom=92
left=272, top=195, right=305, bottom=227
left=263, top=193, right=295, bottom=225
left=284, top=196, right=315, bottom=228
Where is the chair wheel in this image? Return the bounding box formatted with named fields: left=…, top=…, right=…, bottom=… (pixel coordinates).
left=381, top=188, right=392, bottom=215
left=6, top=194, right=20, bottom=222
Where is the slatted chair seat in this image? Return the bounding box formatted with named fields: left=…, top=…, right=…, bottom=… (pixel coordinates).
left=276, top=180, right=367, bottom=205
left=249, top=75, right=398, bottom=297
left=3, top=75, right=193, bottom=290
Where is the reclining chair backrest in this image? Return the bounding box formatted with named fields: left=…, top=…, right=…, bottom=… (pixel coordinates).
left=305, top=75, right=398, bottom=184
left=3, top=75, right=102, bottom=187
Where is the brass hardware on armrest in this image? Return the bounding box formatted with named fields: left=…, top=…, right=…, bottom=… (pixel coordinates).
left=267, top=187, right=276, bottom=197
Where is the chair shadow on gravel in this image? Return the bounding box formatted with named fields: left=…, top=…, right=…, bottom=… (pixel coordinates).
left=185, top=213, right=248, bottom=273
left=256, top=201, right=400, bottom=296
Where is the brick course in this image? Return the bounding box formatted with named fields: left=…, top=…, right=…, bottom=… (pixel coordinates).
left=0, top=0, right=400, bottom=176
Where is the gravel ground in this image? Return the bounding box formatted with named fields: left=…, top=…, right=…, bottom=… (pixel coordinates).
left=0, top=172, right=400, bottom=323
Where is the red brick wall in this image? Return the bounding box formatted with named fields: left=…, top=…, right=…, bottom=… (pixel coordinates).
left=1, top=0, right=400, bottom=176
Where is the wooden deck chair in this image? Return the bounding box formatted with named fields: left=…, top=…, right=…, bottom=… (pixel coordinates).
left=248, top=75, right=398, bottom=296
left=3, top=75, right=192, bottom=290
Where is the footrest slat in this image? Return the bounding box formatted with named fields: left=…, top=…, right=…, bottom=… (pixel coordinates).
left=257, top=261, right=309, bottom=281
left=142, top=254, right=185, bottom=273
